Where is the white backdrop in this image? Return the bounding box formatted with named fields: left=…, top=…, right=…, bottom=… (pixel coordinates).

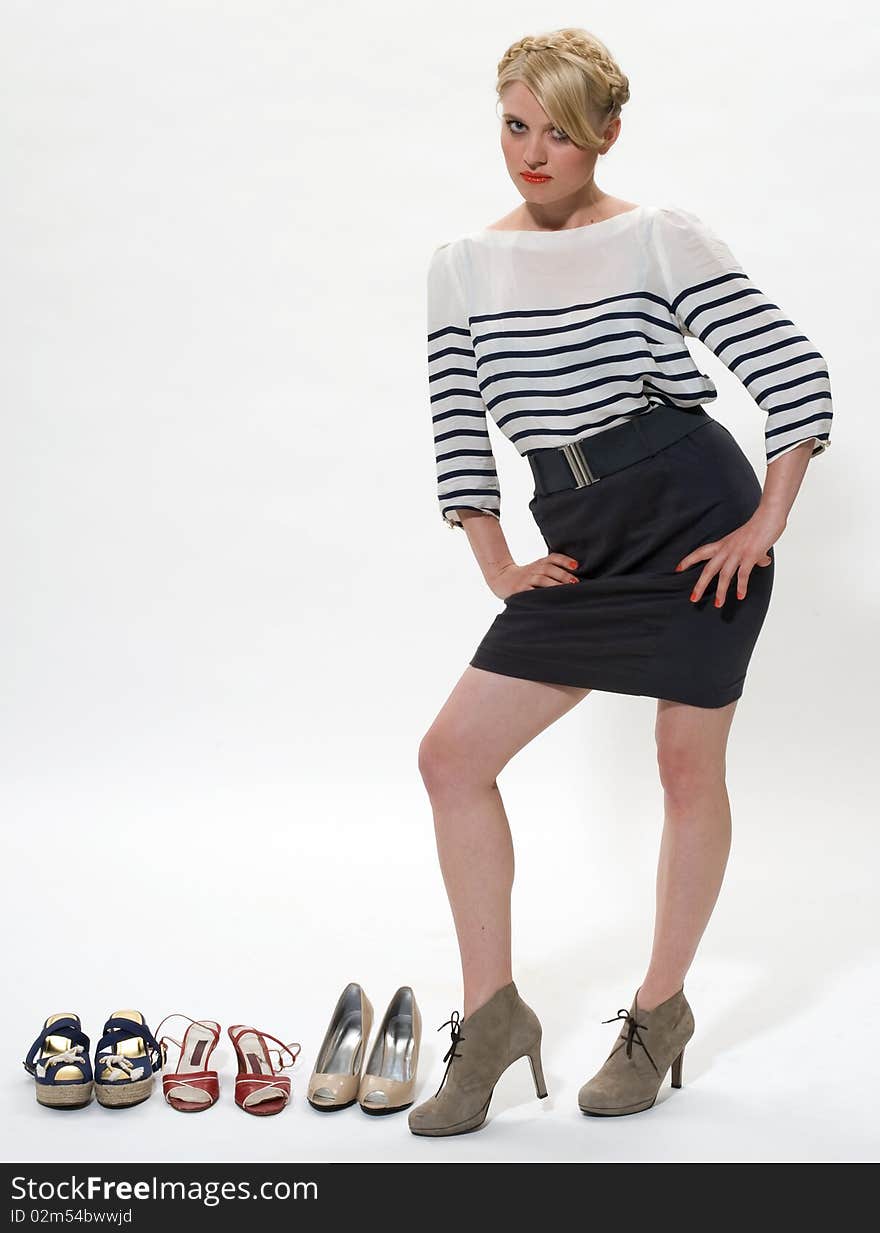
left=1, top=0, right=876, bottom=1164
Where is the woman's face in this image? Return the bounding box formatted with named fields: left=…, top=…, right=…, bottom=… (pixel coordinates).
left=498, top=80, right=618, bottom=204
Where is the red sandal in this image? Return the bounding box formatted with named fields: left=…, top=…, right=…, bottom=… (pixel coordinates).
left=155, top=1015, right=221, bottom=1113
left=227, top=1024, right=301, bottom=1116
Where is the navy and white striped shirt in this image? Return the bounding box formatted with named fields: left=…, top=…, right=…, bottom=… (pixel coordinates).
left=427, top=204, right=833, bottom=528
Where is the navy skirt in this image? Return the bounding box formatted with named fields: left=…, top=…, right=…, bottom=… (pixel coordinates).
left=469, top=416, right=775, bottom=709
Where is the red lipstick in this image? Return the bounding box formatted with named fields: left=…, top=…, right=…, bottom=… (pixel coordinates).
left=521, top=172, right=552, bottom=183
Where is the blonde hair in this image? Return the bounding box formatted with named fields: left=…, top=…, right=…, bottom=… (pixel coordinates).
left=496, top=28, right=630, bottom=151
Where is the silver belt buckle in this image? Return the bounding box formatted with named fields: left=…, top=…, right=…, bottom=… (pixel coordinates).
left=560, top=438, right=598, bottom=488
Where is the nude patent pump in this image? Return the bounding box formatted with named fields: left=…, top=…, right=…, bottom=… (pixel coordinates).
left=307, top=982, right=373, bottom=1111
left=357, top=986, right=421, bottom=1115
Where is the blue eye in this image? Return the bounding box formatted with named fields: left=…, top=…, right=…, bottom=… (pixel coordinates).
left=504, top=119, right=569, bottom=142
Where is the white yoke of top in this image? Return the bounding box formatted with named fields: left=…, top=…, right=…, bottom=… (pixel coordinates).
left=426, top=203, right=834, bottom=529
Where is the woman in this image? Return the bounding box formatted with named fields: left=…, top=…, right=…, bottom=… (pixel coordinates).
left=410, top=28, right=833, bottom=1137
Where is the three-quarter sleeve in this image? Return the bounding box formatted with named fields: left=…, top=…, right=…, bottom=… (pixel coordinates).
left=654, top=206, right=833, bottom=466
left=426, top=242, right=501, bottom=528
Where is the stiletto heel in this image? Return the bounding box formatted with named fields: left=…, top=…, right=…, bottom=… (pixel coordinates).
left=670, top=1047, right=684, bottom=1088
left=526, top=1042, right=548, bottom=1099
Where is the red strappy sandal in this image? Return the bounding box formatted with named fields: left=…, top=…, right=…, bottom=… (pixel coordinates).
left=227, top=1024, right=301, bottom=1116
left=155, top=1015, right=221, bottom=1113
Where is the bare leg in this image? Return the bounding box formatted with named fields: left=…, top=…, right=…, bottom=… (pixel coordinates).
left=418, top=665, right=590, bottom=1019
left=637, top=697, right=738, bottom=1010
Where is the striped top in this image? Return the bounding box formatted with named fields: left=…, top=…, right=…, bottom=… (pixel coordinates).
left=426, top=203, right=833, bottom=528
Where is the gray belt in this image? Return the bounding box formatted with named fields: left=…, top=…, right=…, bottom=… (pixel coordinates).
left=527, top=404, right=713, bottom=497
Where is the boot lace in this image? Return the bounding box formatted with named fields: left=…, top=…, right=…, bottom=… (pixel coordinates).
left=602, top=1009, right=660, bottom=1076
left=433, top=1010, right=466, bottom=1097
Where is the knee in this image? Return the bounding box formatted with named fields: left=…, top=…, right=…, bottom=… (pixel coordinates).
left=656, top=740, right=725, bottom=804
left=417, top=725, right=495, bottom=798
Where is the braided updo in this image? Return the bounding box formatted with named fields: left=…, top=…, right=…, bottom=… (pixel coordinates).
left=496, top=28, right=630, bottom=151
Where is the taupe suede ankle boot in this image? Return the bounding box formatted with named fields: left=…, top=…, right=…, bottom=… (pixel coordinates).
left=408, top=980, right=548, bottom=1137
left=578, top=985, right=694, bottom=1116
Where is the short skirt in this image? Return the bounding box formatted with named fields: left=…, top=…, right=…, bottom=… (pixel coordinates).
left=469, top=417, right=775, bottom=709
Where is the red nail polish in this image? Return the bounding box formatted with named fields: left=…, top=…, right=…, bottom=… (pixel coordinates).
left=675, top=564, right=682, bottom=572
left=715, top=597, right=722, bottom=607
left=690, top=590, right=697, bottom=601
